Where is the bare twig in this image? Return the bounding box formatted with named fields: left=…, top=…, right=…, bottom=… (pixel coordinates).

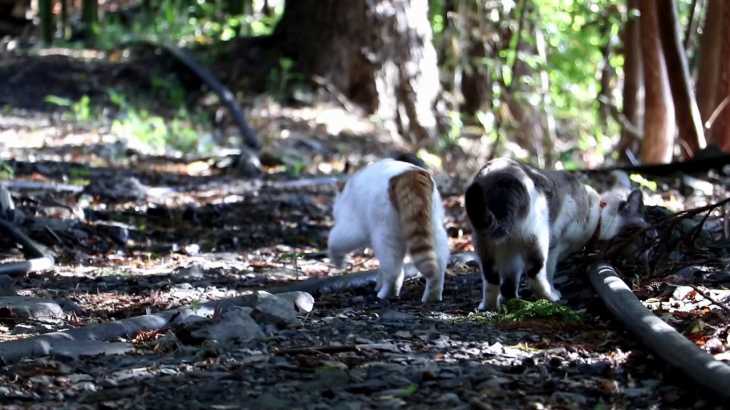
left=684, top=0, right=698, bottom=50
left=705, top=95, right=730, bottom=130
left=688, top=284, right=730, bottom=315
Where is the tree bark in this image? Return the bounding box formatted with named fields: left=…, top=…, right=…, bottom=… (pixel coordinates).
left=458, top=1, right=489, bottom=116
left=657, top=0, right=706, bottom=157
left=696, top=0, right=725, bottom=129
left=702, top=2, right=730, bottom=152
left=618, top=0, right=643, bottom=158
left=639, top=1, right=675, bottom=164
left=39, top=0, right=53, bottom=44
left=273, top=0, right=441, bottom=145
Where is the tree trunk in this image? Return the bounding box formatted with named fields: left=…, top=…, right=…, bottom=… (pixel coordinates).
left=618, top=0, right=643, bottom=159
left=39, top=0, right=53, bottom=44
left=697, top=0, right=730, bottom=151
left=81, top=0, right=97, bottom=40
left=273, top=0, right=440, bottom=145
left=696, top=0, right=725, bottom=127
left=458, top=0, right=489, bottom=116
left=707, top=3, right=730, bottom=152
left=657, top=0, right=706, bottom=157
left=639, top=1, right=675, bottom=164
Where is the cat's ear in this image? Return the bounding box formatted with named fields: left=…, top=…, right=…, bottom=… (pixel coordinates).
left=625, top=189, right=643, bottom=214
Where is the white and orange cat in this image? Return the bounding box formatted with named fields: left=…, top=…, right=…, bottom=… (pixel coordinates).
left=328, top=159, right=450, bottom=303
left=465, top=158, right=647, bottom=310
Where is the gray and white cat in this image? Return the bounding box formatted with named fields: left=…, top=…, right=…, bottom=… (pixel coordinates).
left=465, top=158, right=646, bottom=310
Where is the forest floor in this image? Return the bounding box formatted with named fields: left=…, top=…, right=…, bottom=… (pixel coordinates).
left=0, top=49, right=729, bottom=410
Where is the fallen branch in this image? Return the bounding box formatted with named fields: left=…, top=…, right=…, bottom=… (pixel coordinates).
left=589, top=263, right=730, bottom=399
left=0, top=253, right=472, bottom=364
left=577, top=146, right=730, bottom=176
left=0, top=290, right=307, bottom=364
left=1, top=180, right=84, bottom=194
left=688, top=284, right=730, bottom=315
left=0, top=207, right=55, bottom=278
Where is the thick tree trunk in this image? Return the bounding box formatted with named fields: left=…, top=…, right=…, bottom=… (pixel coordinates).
left=618, top=0, right=643, bottom=158
left=695, top=0, right=725, bottom=129
left=657, top=0, right=706, bottom=157
left=274, top=0, right=440, bottom=145
left=458, top=0, right=489, bottom=116
left=639, top=1, right=675, bottom=164
left=39, top=0, right=53, bottom=44
left=699, top=1, right=730, bottom=152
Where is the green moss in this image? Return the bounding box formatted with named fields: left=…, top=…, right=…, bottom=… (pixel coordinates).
left=496, top=299, right=583, bottom=323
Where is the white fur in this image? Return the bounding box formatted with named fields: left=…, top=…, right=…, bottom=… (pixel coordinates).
left=475, top=161, right=643, bottom=310
left=328, top=159, right=450, bottom=303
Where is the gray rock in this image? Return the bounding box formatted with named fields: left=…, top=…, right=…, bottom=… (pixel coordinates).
left=276, top=291, right=315, bottom=313
left=191, top=307, right=264, bottom=344
left=671, top=285, right=695, bottom=301
left=0, top=275, right=17, bottom=296
left=251, top=291, right=300, bottom=327
left=0, top=296, right=65, bottom=320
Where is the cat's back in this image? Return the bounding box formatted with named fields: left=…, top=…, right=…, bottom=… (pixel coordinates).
left=345, top=159, right=422, bottom=194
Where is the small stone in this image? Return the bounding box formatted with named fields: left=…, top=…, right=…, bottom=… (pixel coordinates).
left=68, top=373, right=93, bottom=383
left=0, top=296, right=65, bottom=320
left=380, top=309, right=414, bottom=322
left=333, top=402, right=362, bottom=410
left=0, top=275, right=17, bottom=296
left=671, top=286, right=695, bottom=301
left=252, top=291, right=299, bottom=327
left=191, top=307, right=264, bottom=344
left=275, top=291, right=315, bottom=313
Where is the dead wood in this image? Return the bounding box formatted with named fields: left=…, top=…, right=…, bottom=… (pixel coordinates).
left=268, top=263, right=421, bottom=295
left=578, top=147, right=730, bottom=176
left=1, top=180, right=84, bottom=194
left=0, top=219, right=55, bottom=278
left=0, top=250, right=473, bottom=364
left=589, top=263, right=730, bottom=399
left=0, top=290, right=307, bottom=364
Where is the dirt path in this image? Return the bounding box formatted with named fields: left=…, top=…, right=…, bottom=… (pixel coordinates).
left=0, top=79, right=727, bottom=408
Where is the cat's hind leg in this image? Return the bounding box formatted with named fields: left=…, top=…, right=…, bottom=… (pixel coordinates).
left=372, top=231, right=407, bottom=300
left=420, top=225, right=450, bottom=303
left=327, top=222, right=368, bottom=268
left=524, top=233, right=561, bottom=302
left=477, top=245, right=500, bottom=311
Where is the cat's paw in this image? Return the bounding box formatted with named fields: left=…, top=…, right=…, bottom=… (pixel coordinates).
left=478, top=297, right=500, bottom=311
left=421, top=290, right=442, bottom=304
left=545, top=288, right=562, bottom=302
left=421, top=281, right=443, bottom=304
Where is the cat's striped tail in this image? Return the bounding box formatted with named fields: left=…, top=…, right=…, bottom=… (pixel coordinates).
left=388, top=169, right=439, bottom=281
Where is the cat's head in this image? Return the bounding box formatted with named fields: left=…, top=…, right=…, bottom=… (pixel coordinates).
left=599, top=189, right=648, bottom=240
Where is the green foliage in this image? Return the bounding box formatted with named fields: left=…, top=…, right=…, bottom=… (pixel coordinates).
left=267, top=57, right=305, bottom=101
left=0, top=161, right=14, bottom=180
left=496, top=299, right=583, bottom=322
left=93, top=0, right=282, bottom=49
left=45, top=95, right=93, bottom=122
left=108, top=89, right=208, bottom=155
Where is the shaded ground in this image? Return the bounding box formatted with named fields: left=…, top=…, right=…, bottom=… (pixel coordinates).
left=0, top=48, right=728, bottom=409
